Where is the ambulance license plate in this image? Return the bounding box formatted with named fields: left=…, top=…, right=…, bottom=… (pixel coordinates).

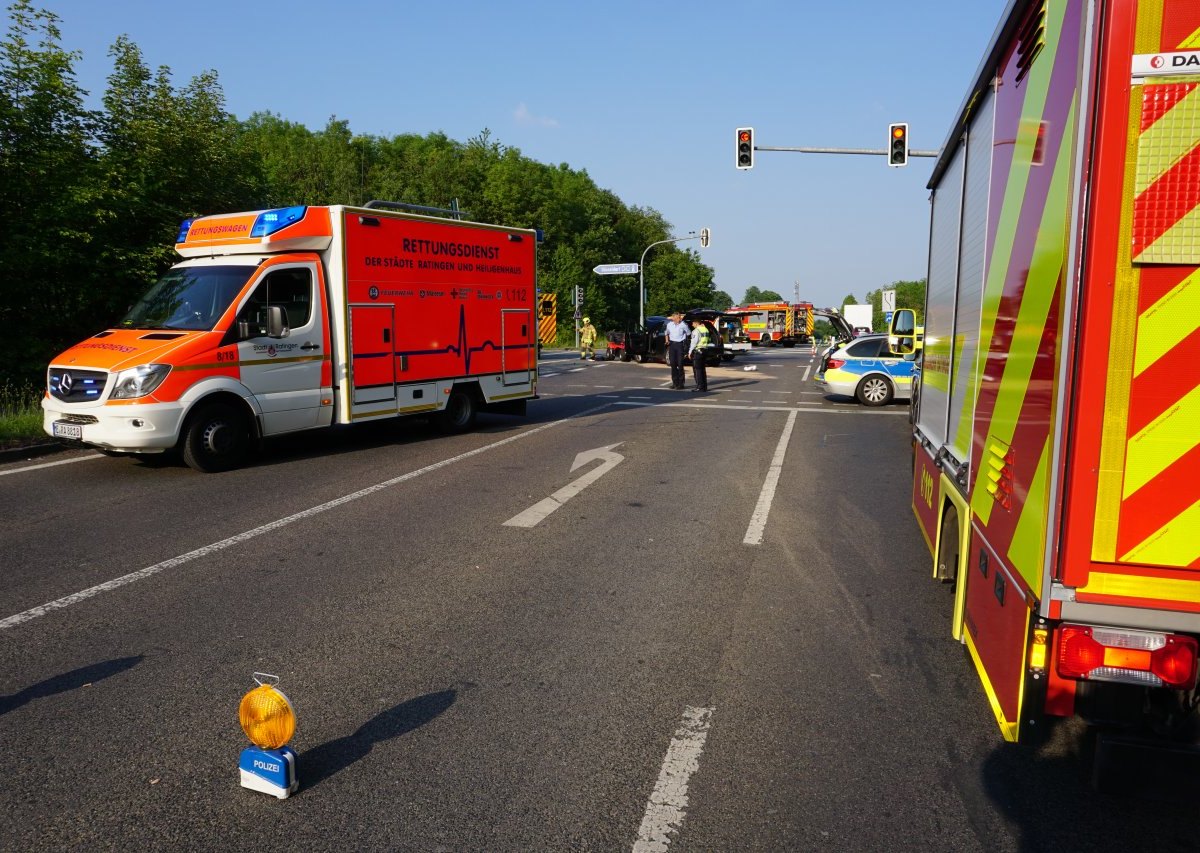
left=52, top=421, right=83, bottom=440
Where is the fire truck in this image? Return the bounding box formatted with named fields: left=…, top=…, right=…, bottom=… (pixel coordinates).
left=891, top=0, right=1200, bottom=758
left=43, top=202, right=539, bottom=472
left=726, top=301, right=814, bottom=346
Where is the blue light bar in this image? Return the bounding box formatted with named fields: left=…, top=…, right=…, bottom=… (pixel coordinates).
left=250, top=206, right=308, bottom=238
left=176, top=218, right=195, bottom=243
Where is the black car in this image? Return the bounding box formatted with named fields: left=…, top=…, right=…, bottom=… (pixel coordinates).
left=607, top=315, right=668, bottom=363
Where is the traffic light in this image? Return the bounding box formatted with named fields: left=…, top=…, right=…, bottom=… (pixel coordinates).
left=735, top=127, right=754, bottom=170
left=888, top=123, right=909, bottom=167
left=575, top=285, right=584, bottom=306
left=699, top=227, right=710, bottom=248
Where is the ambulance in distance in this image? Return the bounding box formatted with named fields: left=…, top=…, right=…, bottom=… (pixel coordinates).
left=42, top=203, right=540, bottom=471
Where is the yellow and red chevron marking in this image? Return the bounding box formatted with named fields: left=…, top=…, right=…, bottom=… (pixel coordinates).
left=1132, top=82, right=1200, bottom=264
left=1114, top=263, right=1200, bottom=568
left=1113, top=33, right=1200, bottom=568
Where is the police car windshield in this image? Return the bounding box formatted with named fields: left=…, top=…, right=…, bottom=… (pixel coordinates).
left=121, top=266, right=252, bottom=331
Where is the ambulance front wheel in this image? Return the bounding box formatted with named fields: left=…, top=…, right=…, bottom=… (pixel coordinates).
left=438, top=389, right=477, bottom=433
left=181, top=401, right=250, bottom=472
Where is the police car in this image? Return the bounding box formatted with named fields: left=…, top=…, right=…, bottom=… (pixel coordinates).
left=816, top=332, right=917, bottom=406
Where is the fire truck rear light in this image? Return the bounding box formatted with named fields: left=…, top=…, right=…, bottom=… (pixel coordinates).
left=1028, top=627, right=1048, bottom=671
left=1057, top=625, right=1198, bottom=689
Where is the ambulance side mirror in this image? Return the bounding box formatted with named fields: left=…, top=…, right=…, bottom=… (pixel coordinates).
left=267, top=306, right=290, bottom=339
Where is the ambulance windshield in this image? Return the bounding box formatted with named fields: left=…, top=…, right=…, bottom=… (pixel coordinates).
left=121, top=265, right=252, bottom=331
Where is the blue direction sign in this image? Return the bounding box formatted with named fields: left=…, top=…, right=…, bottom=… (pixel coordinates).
left=593, top=263, right=639, bottom=275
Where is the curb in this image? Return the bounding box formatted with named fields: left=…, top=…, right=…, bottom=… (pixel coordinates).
left=0, top=441, right=66, bottom=464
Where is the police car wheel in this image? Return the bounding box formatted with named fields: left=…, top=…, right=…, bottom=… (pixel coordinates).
left=856, top=376, right=893, bottom=407
left=181, top=402, right=249, bottom=473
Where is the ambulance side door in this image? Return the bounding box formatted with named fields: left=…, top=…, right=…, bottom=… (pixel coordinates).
left=235, top=262, right=325, bottom=435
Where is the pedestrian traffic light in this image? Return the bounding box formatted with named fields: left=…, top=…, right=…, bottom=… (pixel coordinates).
left=888, top=123, right=908, bottom=167
left=735, top=128, right=754, bottom=170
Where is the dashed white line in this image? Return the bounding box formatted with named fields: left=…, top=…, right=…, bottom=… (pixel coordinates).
left=801, top=365, right=812, bottom=382
left=0, top=402, right=617, bottom=630
left=743, top=409, right=797, bottom=545
left=1, top=453, right=103, bottom=477
left=633, top=706, right=715, bottom=853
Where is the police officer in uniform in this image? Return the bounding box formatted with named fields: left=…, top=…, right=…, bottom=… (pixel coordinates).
left=687, top=318, right=711, bottom=392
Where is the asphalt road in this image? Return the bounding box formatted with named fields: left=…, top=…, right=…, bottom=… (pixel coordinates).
left=2, top=347, right=1198, bottom=851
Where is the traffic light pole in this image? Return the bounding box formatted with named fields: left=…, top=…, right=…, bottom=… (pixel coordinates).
left=752, top=146, right=939, bottom=157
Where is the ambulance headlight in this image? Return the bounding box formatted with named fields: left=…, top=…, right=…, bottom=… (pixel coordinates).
left=239, top=684, right=296, bottom=749
left=110, top=363, right=171, bottom=399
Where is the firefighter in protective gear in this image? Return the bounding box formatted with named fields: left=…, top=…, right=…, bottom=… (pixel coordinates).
left=687, top=319, right=711, bottom=392
left=580, top=317, right=597, bottom=360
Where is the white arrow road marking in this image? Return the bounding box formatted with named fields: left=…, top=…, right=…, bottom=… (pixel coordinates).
left=503, top=442, right=625, bottom=528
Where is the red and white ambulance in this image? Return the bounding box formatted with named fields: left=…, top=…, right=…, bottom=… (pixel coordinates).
left=42, top=203, right=539, bottom=471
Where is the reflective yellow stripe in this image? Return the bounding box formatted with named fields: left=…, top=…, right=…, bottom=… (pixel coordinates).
left=1092, top=88, right=1145, bottom=562
left=1008, top=437, right=1051, bottom=596
left=1081, top=564, right=1200, bottom=605
left=963, top=630, right=1021, bottom=743
left=1123, top=384, right=1200, bottom=497
left=1134, top=268, right=1200, bottom=376
left=973, top=97, right=1076, bottom=527
left=1182, top=26, right=1200, bottom=49
left=1119, top=498, right=1200, bottom=567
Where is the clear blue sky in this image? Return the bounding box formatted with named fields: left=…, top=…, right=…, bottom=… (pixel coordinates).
left=29, top=0, right=1008, bottom=308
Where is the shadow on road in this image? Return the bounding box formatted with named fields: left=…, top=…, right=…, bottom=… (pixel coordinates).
left=300, top=688, right=457, bottom=790
left=981, top=720, right=1200, bottom=851
left=0, top=655, right=143, bottom=717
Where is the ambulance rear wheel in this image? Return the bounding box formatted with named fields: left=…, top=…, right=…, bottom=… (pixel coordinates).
left=438, top=389, right=477, bottom=433
left=181, top=402, right=249, bottom=472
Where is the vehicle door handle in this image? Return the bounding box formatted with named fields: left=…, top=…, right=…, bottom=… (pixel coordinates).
left=300, top=342, right=320, bottom=351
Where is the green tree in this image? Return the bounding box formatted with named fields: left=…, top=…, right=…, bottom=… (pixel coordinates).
left=865, top=279, right=926, bottom=330
left=742, top=286, right=783, bottom=303
left=92, top=36, right=259, bottom=322
left=0, top=0, right=96, bottom=384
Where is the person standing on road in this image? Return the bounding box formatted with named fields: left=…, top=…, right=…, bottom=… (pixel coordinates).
left=687, top=318, right=711, bottom=392
left=580, top=317, right=597, bottom=360
left=665, top=310, right=690, bottom=389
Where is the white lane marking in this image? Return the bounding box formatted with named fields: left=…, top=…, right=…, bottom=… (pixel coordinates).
left=614, top=400, right=908, bottom=415
left=801, top=365, right=812, bottom=382
left=598, top=395, right=621, bottom=399
left=0, top=453, right=103, bottom=477
left=503, top=443, right=624, bottom=528
left=633, top=705, right=715, bottom=853
left=569, top=368, right=587, bottom=373
left=743, top=409, right=798, bottom=545
left=768, top=391, right=791, bottom=395
left=627, top=396, right=652, bottom=400
left=595, top=385, right=615, bottom=389
left=0, top=403, right=616, bottom=630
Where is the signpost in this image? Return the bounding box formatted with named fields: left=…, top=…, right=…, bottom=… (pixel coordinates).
left=593, top=263, right=640, bottom=275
